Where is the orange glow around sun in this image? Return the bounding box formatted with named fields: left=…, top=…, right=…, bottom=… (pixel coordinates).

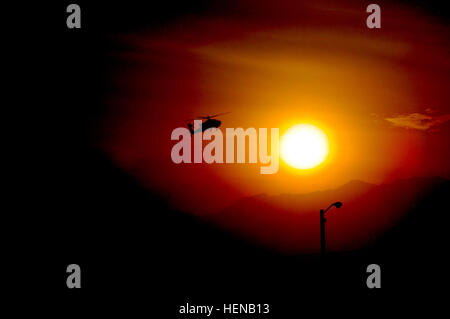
left=100, top=0, right=450, bottom=214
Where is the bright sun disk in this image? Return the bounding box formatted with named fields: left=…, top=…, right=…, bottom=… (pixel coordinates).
left=280, top=124, right=329, bottom=169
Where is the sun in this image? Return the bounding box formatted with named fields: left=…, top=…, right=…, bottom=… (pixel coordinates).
left=280, top=124, right=329, bottom=169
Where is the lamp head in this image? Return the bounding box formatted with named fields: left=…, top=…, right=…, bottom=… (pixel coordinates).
left=333, top=201, right=343, bottom=208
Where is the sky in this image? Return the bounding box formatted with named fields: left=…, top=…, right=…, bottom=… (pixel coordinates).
left=98, top=0, right=450, bottom=213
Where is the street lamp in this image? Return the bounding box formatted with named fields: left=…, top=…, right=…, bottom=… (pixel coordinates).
left=320, top=201, right=343, bottom=257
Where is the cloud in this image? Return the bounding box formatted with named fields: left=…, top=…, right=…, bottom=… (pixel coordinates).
left=385, top=112, right=450, bottom=131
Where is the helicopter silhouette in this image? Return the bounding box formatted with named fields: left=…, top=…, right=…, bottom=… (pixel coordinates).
left=186, top=112, right=230, bottom=135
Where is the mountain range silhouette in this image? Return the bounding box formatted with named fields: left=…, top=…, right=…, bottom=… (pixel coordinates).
left=211, top=176, right=450, bottom=254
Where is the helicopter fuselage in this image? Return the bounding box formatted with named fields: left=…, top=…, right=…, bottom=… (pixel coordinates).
left=202, top=119, right=221, bottom=131
left=189, top=119, right=222, bottom=135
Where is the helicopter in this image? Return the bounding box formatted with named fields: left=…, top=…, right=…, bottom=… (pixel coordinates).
left=186, top=112, right=230, bottom=135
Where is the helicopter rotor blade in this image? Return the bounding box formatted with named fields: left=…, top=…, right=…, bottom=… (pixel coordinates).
left=185, top=112, right=230, bottom=121
left=209, top=112, right=231, bottom=118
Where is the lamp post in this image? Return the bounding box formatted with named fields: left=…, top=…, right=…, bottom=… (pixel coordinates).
left=320, top=201, right=343, bottom=257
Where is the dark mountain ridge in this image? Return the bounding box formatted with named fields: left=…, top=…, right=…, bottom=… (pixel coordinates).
left=211, top=176, right=450, bottom=254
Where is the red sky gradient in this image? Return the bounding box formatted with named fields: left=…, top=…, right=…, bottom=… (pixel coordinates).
left=98, top=0, right=450, bottom=214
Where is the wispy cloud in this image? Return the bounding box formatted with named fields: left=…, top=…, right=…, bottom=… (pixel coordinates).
left=385, top=112, right=450, bottom=131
